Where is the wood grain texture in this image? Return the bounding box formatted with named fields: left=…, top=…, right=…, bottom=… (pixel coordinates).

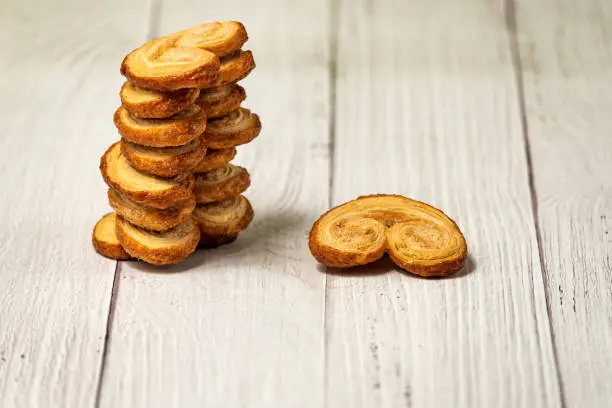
left=98, top=1, right=330, bottom=407
left=0, top=0, right=149, bottom=407
left=327, top=0, right=561, bottom=407
left=514, top=0, right=612, bottom=406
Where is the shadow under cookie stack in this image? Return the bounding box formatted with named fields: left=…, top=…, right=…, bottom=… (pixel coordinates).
left=92, top=21, right=260, bottom=265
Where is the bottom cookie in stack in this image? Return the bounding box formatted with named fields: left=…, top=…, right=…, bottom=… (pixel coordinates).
left=115, top=216, right=200, bottom=265
left=193, top=195, right=254, bottom=248
left=92, top=213, right=131, bottom=260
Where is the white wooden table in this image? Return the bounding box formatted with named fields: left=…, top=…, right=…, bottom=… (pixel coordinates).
left=1, top=0, right=611, bottom=407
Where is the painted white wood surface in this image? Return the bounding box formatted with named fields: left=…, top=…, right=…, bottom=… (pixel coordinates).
left=0, top=1, right=149, bottom=407
left=98, top=1, right=330, bottom=407
left=327, top=0, right=561, bottom=407
left=2, top=0, right=610, bottom=407
left=515, top=0, right=612, bottom=406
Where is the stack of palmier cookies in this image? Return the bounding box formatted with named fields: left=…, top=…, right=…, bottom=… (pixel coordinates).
left=93, top=21, right=260, bottom=265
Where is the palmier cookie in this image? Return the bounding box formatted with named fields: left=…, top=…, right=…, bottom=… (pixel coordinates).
left=101, top=143, right=194, bottom=209
left=120, top=81, right=200, bottom=119
left=202, top=50, right=255, bottom=89
left=309, top=195, right=468, bottom=277
left=200, top=108, right=261, bottom=149
left=121, top=137, right=206, bottom=178
left=194, top=164, right=250, bottom=204
left=192, top=147, right=237, bottom=173
left=92, top=213, right=131, bottom=260
left=108, top=189, right=196, bottom=232
left=114, top=105, right=207, bottom=147
left=193, top=195, right=253, bottom=236
left=120, top=22, right=247, bottom=91
left=121, top=35, right=219, bottom=91
left=198, top=232, right=239, bottom=248
left=195, top=84, right=246, bottom=119
left=115, top=216, right=200, bottom=265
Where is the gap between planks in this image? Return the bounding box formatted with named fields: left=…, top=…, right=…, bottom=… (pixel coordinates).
left=504, top=0, right=565, bottom=406
left=94, top=0, right=162, bottom=405
left=324, top=0, right=340, bottom=406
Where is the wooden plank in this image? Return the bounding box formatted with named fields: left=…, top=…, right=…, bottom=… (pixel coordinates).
left=514, top=0, right=612, bottom=406
left=0, top=1, right=150, bottom=407
left=98, top=1, right=330, bottom=407
left=327, top=0, right=562, bottom=407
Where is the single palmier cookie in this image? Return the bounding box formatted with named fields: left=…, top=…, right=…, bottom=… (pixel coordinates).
left=92, top=213, right=131, bottom=260
left=115, top=216, right=200, bottom=265
left=121, top=35, right=220, bottom=91
left=120, top=81, right=200, bottom=119
left=198, top=232, right=238, bottom=248
left=101, top=143, right=195, bottom=209
left=193, top=195, right=253, bottom=236
left=309, top=195, right=468, bottom=277
left=193, top=164, right=250, bottom=204
left=108, top=189, right=196, bottom=232
left=192, top=147, right=237, bottom=173
left=114, top=105, right=207, bottom=147
left=121, top=22, right=247, bottom=90
left=121, top=137, right=206, bottom=178
left=200, top=107, right=261, bottom=149
left=202, top=50, right=255, bottom=89
left=195, top=84, right=246, bottom=119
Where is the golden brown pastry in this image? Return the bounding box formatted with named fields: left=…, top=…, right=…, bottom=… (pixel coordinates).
left=114, top=105, right=207, bottom=147
left=116, top=216, right=200, bottom=265
left=108, top=189, right=195, bottom=232
left=198, top=232, right=238, bottom=248
left=120, top=22, right=247, bottom=91
left=92, top=213, right=131, bottom=260
left=121, top=35, right=219, bottom=91
left=101, top=143, right=195, bottom=209
left=193, top=164, right=250, bottom=203
left=173, top=21, right=247, bottom=57
left=309, top=195, right=468, bottom=277
left=120, top=81, right=200, bottom=119
left=200, top=107, right=261, bottom=149
left=202, top=50, right=255, bottom=89
left=192, top=195, right=253, bottom=236
left=191, top=147, right=237, bottom=173
left=121, top=137, right=206, bottom=178
left=195, top=84, right=246, bottom=119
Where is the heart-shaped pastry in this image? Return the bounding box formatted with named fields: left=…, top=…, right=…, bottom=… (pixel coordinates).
left=309, top=195, right=468, bottom=277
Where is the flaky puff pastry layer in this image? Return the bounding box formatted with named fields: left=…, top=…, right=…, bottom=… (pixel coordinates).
left=120, top=22, right=247, bottom=91
left=114, top=105, right=207, bottom=147
left=309, top=195, right=468, bottom=277
left=195, top=84, right=246, bottom=119
left=121, top=137, right=206, bottom=178
left=193, top=195, right=253, bottom=236
left=191, top=147, right=236, bottom=173
left=108, top=189, right=195, bottom=232
left=193, top=164, right=250, bottom=204
left=201, top=107, right=261, bottom=149
left=116, top=216, right=200, bottom=265
left=202, top=50, right=255, bottom=89
left=101, top=143, right=195, bottom=209
left=92, top=213, right=131, bottom=260
left=120, top=81, right=200, bottom=119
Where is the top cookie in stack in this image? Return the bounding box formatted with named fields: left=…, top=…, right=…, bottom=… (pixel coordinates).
left=94, top=21, right=260, bottom=265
